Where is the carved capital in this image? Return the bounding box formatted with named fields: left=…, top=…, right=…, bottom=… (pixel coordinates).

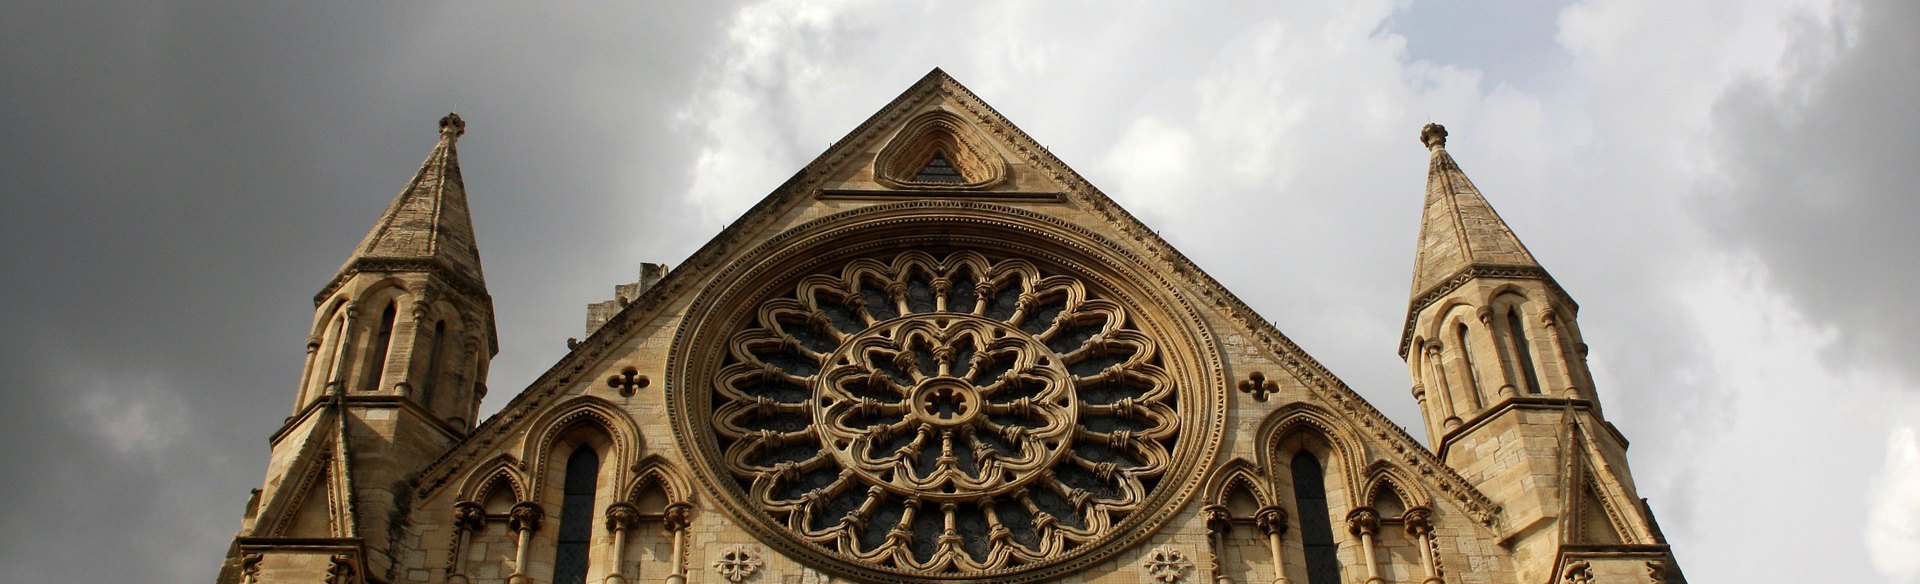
left=662, top=501, right=693, bottom=533
left=453, top=501, right=486, bottom=532
left=1402, top=507, right=1433, bottom=536
left=1345, top=507, right=1380, bottom=536
left=306, top=334, right=323, bottom=350
left=1201, top=504, right=1232, bottom=535
left=605, top=502, right=641, bottom=532
left=1422, top=340, right=1444, bottom=357
left=1410, top=384, right=1426, bottom=401
left=1254, top=506, right=1289, bottom=537
left=507, top=502, right=543, bottom=532
left=1475, top=306, right=1494, bottom=324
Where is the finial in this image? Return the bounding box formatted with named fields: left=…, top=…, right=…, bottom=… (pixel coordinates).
left=1420, top=122, right=1447, bottom=150
left=439, top=113, right=465, bottom=138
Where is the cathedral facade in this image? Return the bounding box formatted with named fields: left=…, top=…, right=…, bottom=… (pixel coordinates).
left=217, top=70, right=1684, bottom=584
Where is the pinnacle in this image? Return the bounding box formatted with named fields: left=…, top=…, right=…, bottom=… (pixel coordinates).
left=327, top=113, right=486, bottom=295
left=1406, top=122, right=1541, bottom=298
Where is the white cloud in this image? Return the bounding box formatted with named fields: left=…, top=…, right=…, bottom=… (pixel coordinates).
left=655, top=1, right=1917, bottom=581
left=1868, top=425, right=1920, bottom=582
left=73, top=377, right=190, bottom=457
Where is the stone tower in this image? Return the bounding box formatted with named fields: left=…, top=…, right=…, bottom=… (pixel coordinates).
left=218, top=72, right=1685, bottom=584
left=1402, top=123, right=1680, bottom=582
left=218, top=113, right=498, bottom=584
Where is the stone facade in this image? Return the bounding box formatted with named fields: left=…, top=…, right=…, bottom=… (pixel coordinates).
left=216, top=70, right=1685, bottom=584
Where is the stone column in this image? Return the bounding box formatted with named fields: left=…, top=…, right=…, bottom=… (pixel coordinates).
left=1479, top=307, right=1520, bottom=397
left=325, top=302, right=361, bottom=397
left=663, top=502, right=693, bottom=584
left=1403, top=507, right=1442, bottom=584
left=507, top=502, right=543, bottom=584
left=1202, top=505, right=1234, bottom=584
left=1539, top=308, right=1586, bottom=399
left=448, top=501, right=485, bottom=584
left=399, top=290, right=434, bottom=402
left=1422, top=342, right=1461, bottom=430
left=296, top=333, right=322, bottom=414
left=603, top=503, right=640, bottom=584
left=1255, top=506, right=1292, bottom=584
left=1346, top=507, right=1384, bottom=584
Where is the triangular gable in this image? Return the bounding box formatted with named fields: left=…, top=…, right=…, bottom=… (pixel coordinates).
left=412, top=71, right=1502, bottom=529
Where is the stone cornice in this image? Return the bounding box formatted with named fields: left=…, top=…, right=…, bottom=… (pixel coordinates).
left=1434, top=397, right=1628, bottom=461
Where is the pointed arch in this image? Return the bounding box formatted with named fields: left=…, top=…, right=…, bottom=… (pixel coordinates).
left=1257, top=403, right=1367, bottom=508
left=623, top=455, right=694, bottom=507
left=521, top=395, right=642, bottom=494
left=1360, top=461, right=1432, bottom=516
left=1205, top=458, right=1273, bottom=520
left=457, top=453, right=530, bottom=505
left=872, top=108, right=1008, bottom=190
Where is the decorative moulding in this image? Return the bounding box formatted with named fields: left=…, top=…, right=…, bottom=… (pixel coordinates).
left=872, top=108, right=1009, bottom=190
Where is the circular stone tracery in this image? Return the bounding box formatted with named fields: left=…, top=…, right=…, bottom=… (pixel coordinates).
left=706, top=250, right=1186, bottom=576
left=817, top=314, right=1077, bottom=502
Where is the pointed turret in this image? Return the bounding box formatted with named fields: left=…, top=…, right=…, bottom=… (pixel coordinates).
left=218, top=114, right=499, bottom=584
left=1407, top=123, right=1540, bottom=299
left=1399, top=124, right=1681, bottom=584
left=332, top=113, right=486, bottom=294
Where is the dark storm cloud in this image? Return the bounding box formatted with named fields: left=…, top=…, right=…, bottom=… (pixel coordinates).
left=0, top=3, right=732, bottom=582
left=1701, top=0, right=1920, bottom=384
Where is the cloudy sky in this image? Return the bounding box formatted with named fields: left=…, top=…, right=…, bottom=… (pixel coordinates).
left=2, top=0, right=1916, bottom=582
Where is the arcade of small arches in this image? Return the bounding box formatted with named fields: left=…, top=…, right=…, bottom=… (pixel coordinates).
left=298, top=277, right=492, bottom=428
left=1202, top=409, right=1449, bottom=584
left=1407, top=285, right=1592, bottom=441
left=444, top=397, right=697, bottom=584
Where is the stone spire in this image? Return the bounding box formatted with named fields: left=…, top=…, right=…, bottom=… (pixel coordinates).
left=1407, top=123, right=1540, bottom=300
left=333, top=113, right=485, bottom=292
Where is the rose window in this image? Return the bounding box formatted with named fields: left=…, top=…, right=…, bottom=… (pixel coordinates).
left=707, top=250, right=1183, bottom=574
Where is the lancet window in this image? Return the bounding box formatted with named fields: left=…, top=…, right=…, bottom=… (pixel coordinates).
left=553, top=447, right=599, bottom=584
left=1291, top=452, right=1343, bottom=584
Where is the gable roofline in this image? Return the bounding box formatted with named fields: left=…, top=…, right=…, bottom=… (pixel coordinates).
left=409, top=72, right=1502, bottom=528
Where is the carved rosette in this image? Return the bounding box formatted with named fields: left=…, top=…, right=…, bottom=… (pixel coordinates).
left=704, top=250, right=1186, bottom=575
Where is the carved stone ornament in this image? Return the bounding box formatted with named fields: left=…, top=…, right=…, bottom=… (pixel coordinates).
left=1402, top=506, right=1433, bottom=536
left=1346, top=507, right=1380, bottom=536
left=712, top=546, right=764, bottom=583
left=1561, top=560, right=1593, bottom=584
left=507, top=502, right=543, bottom=532
left=1141, top=546, right=1194, bottom=584
left=605, top=502, right=641, bottom=532
left=453, top=501, right=486, bottom=532
left=325, top=553, right=357, bottom=584
left=674, top=232, right=1220, bottom=583
left=1254, top=506, right=1288, bottom=537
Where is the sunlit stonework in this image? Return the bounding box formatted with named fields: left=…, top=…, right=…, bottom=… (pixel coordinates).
left=219, top=71, right=1684, bottom=584
left=710, top=251, right=1183, bottom=574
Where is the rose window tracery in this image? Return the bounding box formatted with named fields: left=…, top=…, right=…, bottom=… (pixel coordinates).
left=707, top=250, right=1184, bottom=575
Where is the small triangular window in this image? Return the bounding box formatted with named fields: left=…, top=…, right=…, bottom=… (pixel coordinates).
left=913, top=151, right=965, bottom=184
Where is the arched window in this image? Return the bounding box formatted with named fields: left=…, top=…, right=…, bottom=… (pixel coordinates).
left=1455, top=322, right=1481, bottom=395
left=1506, top=308, right=1542, bottom=394
left=554, top=447, right=599, bottom=584
left=1291, top=452, right=1342, bottom=584
left=362, top=302, right=396, bottom=392
left=421, top=320, right=445, bottom=409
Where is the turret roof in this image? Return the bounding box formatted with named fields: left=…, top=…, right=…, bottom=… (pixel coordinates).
left=332, top=113, right=486, bottom=291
